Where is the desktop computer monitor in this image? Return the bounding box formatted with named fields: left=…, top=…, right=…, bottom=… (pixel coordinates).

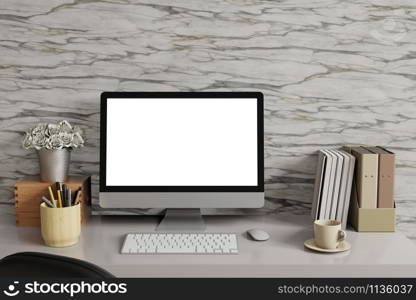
left=99, top=92, right=264, bottom=230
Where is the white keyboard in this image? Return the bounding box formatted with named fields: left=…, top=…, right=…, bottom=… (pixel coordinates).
left=121, top=233, right=239, bottom=254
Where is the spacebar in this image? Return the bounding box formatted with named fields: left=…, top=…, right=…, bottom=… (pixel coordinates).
left=156, top=248, right=195, bottom=253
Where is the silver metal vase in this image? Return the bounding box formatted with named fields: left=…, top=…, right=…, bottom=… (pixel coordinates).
left=37, top=148, right=71, bottom=182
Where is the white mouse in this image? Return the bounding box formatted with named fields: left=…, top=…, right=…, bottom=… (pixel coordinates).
left=247, top=228, right=270, bottom=241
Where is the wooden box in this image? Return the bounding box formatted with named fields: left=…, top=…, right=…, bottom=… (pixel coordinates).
left=15, top=176, right=91, bottom=227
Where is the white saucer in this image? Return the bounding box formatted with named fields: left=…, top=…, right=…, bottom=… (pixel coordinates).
left=304, top=239, right=351, bottom=253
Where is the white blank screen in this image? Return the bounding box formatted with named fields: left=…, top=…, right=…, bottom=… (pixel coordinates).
left=106, top=98, right=258, bottom=186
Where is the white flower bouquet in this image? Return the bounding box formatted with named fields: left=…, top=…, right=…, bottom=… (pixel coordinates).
left=22, top=120, right=85, bottom=150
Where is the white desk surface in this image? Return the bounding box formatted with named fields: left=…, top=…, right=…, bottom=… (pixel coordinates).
left=1, top=213, right=416, bottom=278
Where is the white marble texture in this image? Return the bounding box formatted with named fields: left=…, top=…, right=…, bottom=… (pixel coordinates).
left=0, top=1, right=415, bottom=240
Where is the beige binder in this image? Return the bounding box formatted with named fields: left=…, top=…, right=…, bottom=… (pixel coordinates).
left=351, top=147, right=378, bottom=208
left=365, top=146, right=395, bottom=208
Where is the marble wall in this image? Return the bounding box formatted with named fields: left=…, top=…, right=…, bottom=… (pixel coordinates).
left=0, top=0, right=415, bottom=240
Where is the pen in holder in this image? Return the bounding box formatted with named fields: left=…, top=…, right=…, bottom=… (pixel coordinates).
left=40, top=202, right=81, bottom=247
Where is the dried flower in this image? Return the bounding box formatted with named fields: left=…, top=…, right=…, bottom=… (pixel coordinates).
left=22, top=120, right=85, bottom=150
left=32, top=132, right=47, bottom=150
left=46, top=134, right=64, bottom=150
left=72, top=125, right=83, bottom=135
left=59, top=132, right=73, bottom=147
left=46, top=123, right=60, bottom=136
left=59, top=120, right=72, bottom=133
left=22, top=132, right=33, bottom=149
left=31, top=123, right=47, bottom=136
left=72, top=132, right=84, bottom=148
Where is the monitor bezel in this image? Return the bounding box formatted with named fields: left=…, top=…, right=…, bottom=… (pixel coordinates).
left=100, top=92, right=264, bottom=192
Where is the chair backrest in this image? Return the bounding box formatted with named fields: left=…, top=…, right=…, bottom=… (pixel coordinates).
left=0, top=252, right=114, bottom=278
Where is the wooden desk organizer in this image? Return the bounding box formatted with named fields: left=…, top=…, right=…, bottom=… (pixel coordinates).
left=15, top=176, right=91, bottom=227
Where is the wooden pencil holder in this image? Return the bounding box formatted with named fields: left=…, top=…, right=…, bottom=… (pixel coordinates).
left=40, top=203, right=81, bottom=247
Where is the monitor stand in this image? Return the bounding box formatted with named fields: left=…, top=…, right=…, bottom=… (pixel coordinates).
left=156, top=209, right=206, bottom=232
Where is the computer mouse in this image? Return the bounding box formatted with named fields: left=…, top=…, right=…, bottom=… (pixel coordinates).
left=246, top=228, right=270, bottom=241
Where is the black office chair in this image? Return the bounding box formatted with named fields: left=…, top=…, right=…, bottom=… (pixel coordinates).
left=0, top=252, right=114, bottom=278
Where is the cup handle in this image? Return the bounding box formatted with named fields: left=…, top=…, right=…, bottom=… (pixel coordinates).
left=338, top=230, right=347, bottom=242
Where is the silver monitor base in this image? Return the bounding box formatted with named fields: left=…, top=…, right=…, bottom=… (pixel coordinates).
left=156, top=209, right=206, bottom=232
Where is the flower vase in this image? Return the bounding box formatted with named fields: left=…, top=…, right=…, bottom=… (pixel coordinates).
left=37, top=149, right=71, bottom=182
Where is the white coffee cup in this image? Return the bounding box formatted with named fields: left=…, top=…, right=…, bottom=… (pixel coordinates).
left=313, top=220, right=346, bottom=249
